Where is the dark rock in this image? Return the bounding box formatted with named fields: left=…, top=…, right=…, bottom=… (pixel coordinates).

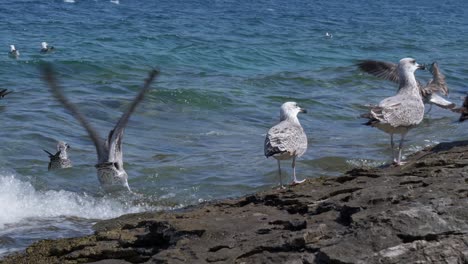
left=2, top=140, right=468, bottom=264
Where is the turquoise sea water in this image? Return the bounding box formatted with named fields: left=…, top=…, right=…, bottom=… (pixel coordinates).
left=0, top=0, right=467, bottom=256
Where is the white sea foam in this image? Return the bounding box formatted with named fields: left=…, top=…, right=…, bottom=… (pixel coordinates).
left=0, top=174, right=152, bottom=229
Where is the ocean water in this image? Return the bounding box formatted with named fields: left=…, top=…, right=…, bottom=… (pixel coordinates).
left=0, top=0, right=467, bottom=256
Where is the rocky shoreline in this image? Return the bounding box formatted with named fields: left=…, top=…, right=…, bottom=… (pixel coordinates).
left=2, top=140, right=468, bottom=264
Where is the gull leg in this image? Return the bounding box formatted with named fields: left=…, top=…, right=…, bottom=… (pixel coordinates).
left=396, top=133, right=407, bottom=166
left=390, top=134, right=397, bottom=163
left=277, top=160, right=285, bottom=189
left=291, top=156, right=305, bottom=184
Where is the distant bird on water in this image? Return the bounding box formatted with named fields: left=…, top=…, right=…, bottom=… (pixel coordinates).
left=44, top=141, right=72, bottom=170
left=9, top=45, right=19, bottom=57
left=41, top=42, right=54, bottom=53
left=264, top=102, right=308, bottom=188
left=357, top=60, right=455, bottom=111
left=42, top=65, right=159, bottom=192
left=361, top=58, right=425, bottom=165
left=0, top=89, right=12, bottom=99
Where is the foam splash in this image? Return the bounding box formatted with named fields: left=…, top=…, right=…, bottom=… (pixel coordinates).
left=0, top=174, right=151, bottom=229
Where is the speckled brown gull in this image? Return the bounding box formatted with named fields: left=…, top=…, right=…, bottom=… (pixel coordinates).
left=264, top=102, right=307, bottom=187
left=361, top=58, right=425, bottom=165
left=42, top=65, right=159, bottom=192
left=44, top=141, right=72, bottom=171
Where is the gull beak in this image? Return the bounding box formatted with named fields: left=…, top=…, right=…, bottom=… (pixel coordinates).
left=418, top=63, right=426, bottom=70
left=300, top=108, right=307, bottom=114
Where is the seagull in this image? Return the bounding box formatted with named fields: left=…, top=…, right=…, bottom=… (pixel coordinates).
left=0, top=89, right=12, bottom=99
left=357, top=60, right=455, bottom=111
left=361, top=58, right=425, bottom=166
left=325, top=32, right=333, bottom=38
left=40, top=42, right=55, bottom=53
left=9, top=45, right=19, bottom=57
left=44, top=141, right=72, bottom=170
left=451, top=95, right=468, bottom=122
left=264, top=102, right=308, bottom=188
left=42, top=65, right=159, bottom=192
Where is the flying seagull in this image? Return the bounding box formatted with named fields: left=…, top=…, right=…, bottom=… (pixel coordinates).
left=357, top=60, right=455, bottom=111
left=44, top=141, right=72, bottom=170
left=264, top=102, right=308, bottom=188
left=361, top=58, right=425, bottom=165
left=42, top=65, right=159, bottom=192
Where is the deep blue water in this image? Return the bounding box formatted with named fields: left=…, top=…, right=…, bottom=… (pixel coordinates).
left=0, top=0, right=467, bottom=256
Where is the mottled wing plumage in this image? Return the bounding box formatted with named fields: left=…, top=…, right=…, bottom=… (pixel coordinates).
left=264, top=121, right=307, bottom=159
left=377, top=95, right=424, bottom=127
left=425, top=62, right=448, bottom=96
left=44, top=149, right=72, bottom=170
left=357, top=60, right=400, bottom=83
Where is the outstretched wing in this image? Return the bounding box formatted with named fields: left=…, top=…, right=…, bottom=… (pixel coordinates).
left=357, top=60, right=399, bottom=83
left=106, top=70, right=159, bottom=164
left=41, top=64, right=105, bottom=161
left=424, top=62, right=449, bottom=96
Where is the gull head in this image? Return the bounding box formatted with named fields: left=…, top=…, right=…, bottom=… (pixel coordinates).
left=41, top=42, right=48, bottom=49
left=57, top=141, right=70, bottom=158
left=398, top=58, right=425, bottom=75
left=10, top=45, right=16, bottom=52
left=280, top=102, right=307, bottom=121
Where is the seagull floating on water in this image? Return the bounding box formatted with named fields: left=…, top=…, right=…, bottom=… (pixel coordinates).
left=40, top=42, right=54, bottom=53
left=9, top=45, right=19, bottom=57
left=264, top=102, right=308, bottom=188
left=44, top=141, right=72, bottom=171
left=357, top=60, right=455, bottom=111
left=0, top=89, right=12, bottom=99
left=42, top=65, right=159, bottom=192
left=361, top=58, right=425, bottom=166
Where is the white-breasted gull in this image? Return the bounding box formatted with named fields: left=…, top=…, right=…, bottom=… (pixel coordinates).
left=361, top=58, right=425, bottom=165
left=264, top=102, right=308, bottom=187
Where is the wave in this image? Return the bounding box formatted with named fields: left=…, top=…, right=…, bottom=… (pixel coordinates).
left=0, top=173, right=153, bottom=230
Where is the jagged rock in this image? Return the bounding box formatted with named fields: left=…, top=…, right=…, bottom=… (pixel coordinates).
left=2, top=140, right=468, bottom=264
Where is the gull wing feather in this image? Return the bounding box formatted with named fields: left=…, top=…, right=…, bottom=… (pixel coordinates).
left=42, top=64, right=106, bottom=161
left=106, top=70, right=159, bottom=165
left=357, top=60, right=400, bottom=83
left=425, top=62, right=448, bottom=96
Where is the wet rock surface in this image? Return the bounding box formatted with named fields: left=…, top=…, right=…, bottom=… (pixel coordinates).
left=2, top=141, right=468, bottom=264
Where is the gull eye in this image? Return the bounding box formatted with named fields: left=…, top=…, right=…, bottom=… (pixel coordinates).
left=411, top=60, right=416, bottom=64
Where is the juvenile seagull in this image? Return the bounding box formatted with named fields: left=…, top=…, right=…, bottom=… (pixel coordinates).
left=357, top=60, right=455, bottom=110
left=43, top=141, right=72, bottom=170
left=9, top=45, right=19, bottom=57
left=361, top=58, right=425, bottom=165
left=0, top=89, right=12, bottom=99
left=42, top=65, right=159, bottom=192
left=264, top=102, right=308, bottom=187
left=40, top=42, right=54, bottom=53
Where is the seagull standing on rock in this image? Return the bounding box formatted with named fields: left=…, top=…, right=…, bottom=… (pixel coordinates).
left=357, top=60, right=455, bottom=111
left=361, top=58, right=425, bottom=166
left=42, top=65, right=159, bottom=192
left=44, top=141, right=72, bottom=170
left=264, top=102, right=308, bottom=188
